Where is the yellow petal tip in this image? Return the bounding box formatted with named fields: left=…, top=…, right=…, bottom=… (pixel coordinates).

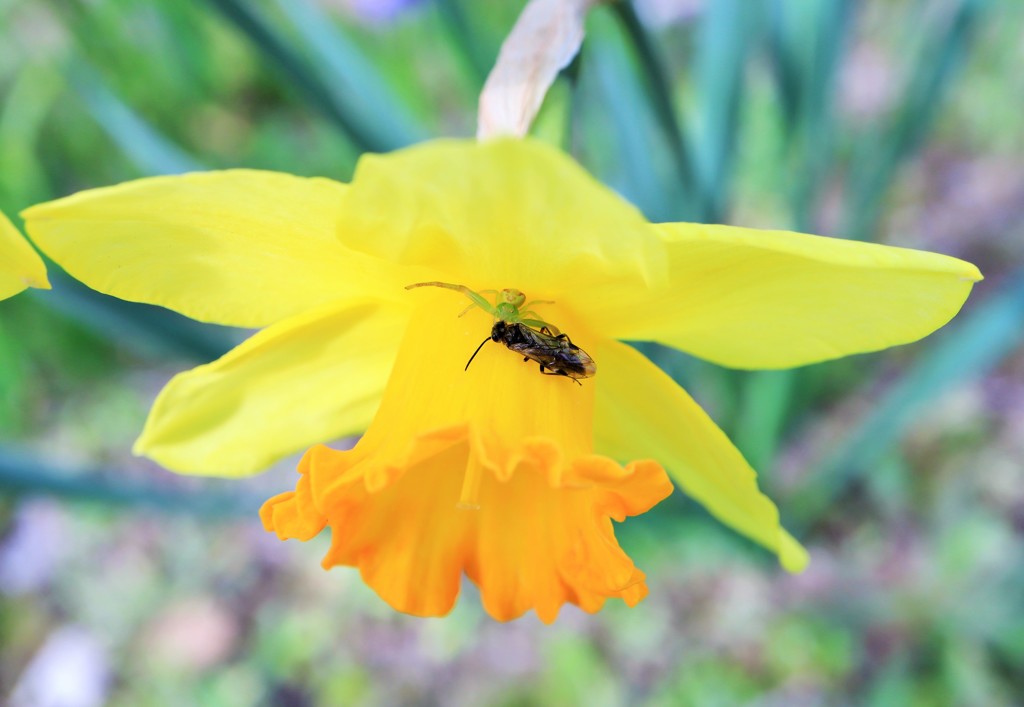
left=28, top=273, right=52, bottom=290
left=130, top=435, right=147, bottom=458
left=778, top=529, right=810, bottom=574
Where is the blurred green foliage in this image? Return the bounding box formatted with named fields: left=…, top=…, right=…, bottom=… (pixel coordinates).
left=1, top=0, right=1023, bottom=704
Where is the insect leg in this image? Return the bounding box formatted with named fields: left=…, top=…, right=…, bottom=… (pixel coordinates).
left=540, top=328, right=571, bottom=343
left=524, top=321, right=573, bottom=344
left=547, top=331, right=577, bottom=346
left=538, top=367, right=582, bottom=385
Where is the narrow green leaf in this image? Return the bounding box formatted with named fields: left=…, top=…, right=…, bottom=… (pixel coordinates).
left=0, top=446, right=260, bottom=519
left=764, top=0, right=802, bottom=128
left=203, top=0, right=397, bottom=153
left=32, top=269, right=236, bottom=363
left=273, top=0, right=426, bottom=147
left=733, top=370, right=795, bottom=474
left=436, top=0, right=493, bottom=87
left=0, top=64, right=61, bottom=206
left=609, top=1, right=696, bottom=216
left=581, top=15, right=676, bottom=221
left=68, top=62, right=204, bottom=176
left=773, top=0, right=854, bottom=230
left=844, top=0, right=991, bottom=240
left=689, top=0, right=758, bottom=222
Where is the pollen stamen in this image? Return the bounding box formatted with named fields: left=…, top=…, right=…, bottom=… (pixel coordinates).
left=457, top=456, right=485, bottom=510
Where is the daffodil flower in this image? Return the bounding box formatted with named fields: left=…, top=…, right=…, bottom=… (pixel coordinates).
left=22, top=139, right=980, bottom=622
left=0, top=209, right=49, bottom=301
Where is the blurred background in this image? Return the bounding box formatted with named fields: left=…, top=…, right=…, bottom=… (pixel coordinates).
left=1, top=0, right=1022, bottom=704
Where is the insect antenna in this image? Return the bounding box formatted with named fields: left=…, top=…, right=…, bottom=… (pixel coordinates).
left=464, top=336, right=491, bottom=371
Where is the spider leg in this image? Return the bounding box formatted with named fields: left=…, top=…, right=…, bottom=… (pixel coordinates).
left=406, top=282, right=498, bottom=317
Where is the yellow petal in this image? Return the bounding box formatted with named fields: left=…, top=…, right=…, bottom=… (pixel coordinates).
left=602, top=223, right=982, bottom=369
left=334, top=138, right=667, bottom=319
left=594, top=339, right=809, bottom=572
left=22, top=170, right=403, bottom=328
left=0, top=209, right=49, bottom=300
left=135, top=299, right=410, bottom=476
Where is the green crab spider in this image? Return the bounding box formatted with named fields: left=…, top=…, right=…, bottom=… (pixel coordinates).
left=406, top=281, right=558, bottom=332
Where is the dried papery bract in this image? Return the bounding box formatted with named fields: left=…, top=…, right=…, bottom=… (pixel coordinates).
left=477, top=0, right=602, bottom=139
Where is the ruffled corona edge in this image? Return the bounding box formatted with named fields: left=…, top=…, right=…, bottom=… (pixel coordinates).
left=261, top=429, right=672, bottom=623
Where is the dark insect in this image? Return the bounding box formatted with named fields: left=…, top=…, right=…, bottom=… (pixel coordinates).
left=465, top=321, right=596, bottom=385
left=405, top=281, right=597, bottom=384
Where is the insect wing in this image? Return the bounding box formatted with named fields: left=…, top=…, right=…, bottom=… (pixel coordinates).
left=504, top=323, right=595, bottom=379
